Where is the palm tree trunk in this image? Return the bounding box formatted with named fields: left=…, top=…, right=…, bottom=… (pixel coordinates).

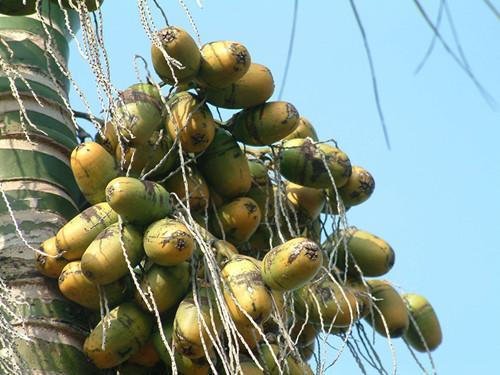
left=0, top=3, right=101, bottom=374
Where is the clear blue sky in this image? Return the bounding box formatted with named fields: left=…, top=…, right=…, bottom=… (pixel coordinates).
left=69, top=1, right=500, bottom=373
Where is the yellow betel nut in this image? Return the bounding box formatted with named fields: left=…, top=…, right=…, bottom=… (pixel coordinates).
left=144, top=219, right=195, bottom=266
left=198, top=41, right=251, bottom=88
left=80, top=223, right=144, bottom=285
left=221, top=255, right=273, bottom=326
left=151, top=26, right=201, bottom=85
left=204, top=63, right=274, bottom=109
left=173, top=291, right=222, bottom=359
left=165, top=91, right=216, bottom=153
left=58, top=261, right=127, bottom=310
left=35, top=236, right=69, bottom=279
left=56, top=202, right=118, bottom=260
left=261, top=237, right=322, bottom=291
left=70, top=142, right=120, bottom=205
left=211, top=197, right=262, bottom=245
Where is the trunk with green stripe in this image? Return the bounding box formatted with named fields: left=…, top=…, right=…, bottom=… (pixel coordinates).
left=0, top=3, right=102, bottom=374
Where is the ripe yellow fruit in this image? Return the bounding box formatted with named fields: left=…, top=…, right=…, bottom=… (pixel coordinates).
left=151, top=26, right=201, bottom=85
left=365, top=280, right=409, bottom=338
left=144, top=219, right=195, bottom=266
left=221, top=255, right=273, bottom=326
left=165, top=92, right=216, bottom=153
left=286, top=181, right=325, bottom=222
left=80, top=223, right=144, bottom=285
left=35, top=236, right=69, bottom=279
left=56, top=202, right=118, bottom=260
left=211, top=197, right=262, bottom=245
left=173, top=291, right=222, bottom=359
left=325, top=165, right=375, bottom=212
left=261, top=237, right=322, bottom=291
left=58, top=261, right=127, bottom=310
left=204, top=63, right=274, bottom=109
left=403, top=293, right=442, bottom=352
left=198, top=41, right=251, bottom=88
left=70, top=142, right=120, bottom=205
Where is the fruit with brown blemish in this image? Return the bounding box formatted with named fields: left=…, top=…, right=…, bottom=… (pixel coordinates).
left=210, top=197, right=262, bottom=245
left=324, top=228, right=395, bottom=277
left=198, top=41, right=251, bottom=88
left=325, top=165, right=375, bottom=212
left=294, top=278, right=361, bottom=327
left=144, top=219, right=195, bottom=266
left=261, top=237, right=322, bottom=291
left=165, top=91, right=216, bottom=153
left=163, top=166, right=209, bottom=211
left=71, top=142, right=120, bottom=205
left=403, top=293, right=442, bottom=352
left=204, top=62, right=274, bottom=109
left=228, top=101, right=300, bottom=146
left=151, top=26, right=201, bottom=85
left=198, top=127, right=252, bottom=198
left=105, top=177, right=170, bottom=225
left=56, top=202, right=118, bottom=260
left=221, top=255, right=273, bottom=326
left=114, top=83, right=164, bottom=146
left=80, top=223, right=144, bottom=285
left=83, top=302, right=153, bottom=369
left=365, top=280, right=409, bottom=338
left=284, top=117, right=319, bottom=142
left=134, top=263, right=190, bottom=313
left=58, top=261, right=127, bottom=310
left=279, top=138, right=352, bottom=189
left=36, top=236, right=69, bottom=279
left=173, top=290, right=223, bottom=359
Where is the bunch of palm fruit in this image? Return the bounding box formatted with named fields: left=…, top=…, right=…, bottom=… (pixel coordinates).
left=34, top=23, right=442, bottom=374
